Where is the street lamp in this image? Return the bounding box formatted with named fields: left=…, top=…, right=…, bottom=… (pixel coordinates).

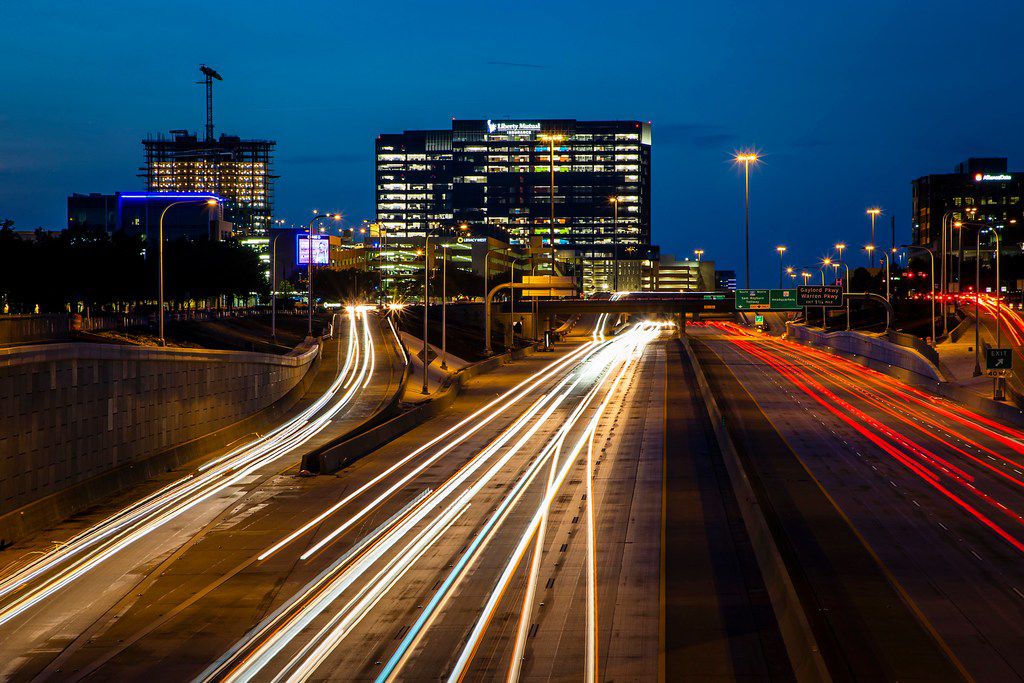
left=821, top=258, right=832, bottom=330
left=734, top=151, right=760, bottom=289
left=776, top=246, right=787, bottom=288
left=305, top=213, right=341, bottom=337
left=901, top=244, right=936, bottom=345
left=270, top=230, right=283, bottom=343
left=157, top=196, right=219, bottom=346
left=694, top=249, right=704, bottom=262
left=967, top=223, right=1002, bottom=382
left=879, top=250, right=891, bottom=302
left=866, top=208, right=882, bottom=268
left=538, top=133, right=564, bottom=278
left=440, top=224, right=469, bottom=371
left=864, top=244, right=876, bottom=269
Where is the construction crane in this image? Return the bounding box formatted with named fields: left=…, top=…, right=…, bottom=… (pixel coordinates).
left=197, top=65, right=223, bottom=142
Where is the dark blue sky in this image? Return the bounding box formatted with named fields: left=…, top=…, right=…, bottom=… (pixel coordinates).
left=3, top=0, right=1023, bottom=286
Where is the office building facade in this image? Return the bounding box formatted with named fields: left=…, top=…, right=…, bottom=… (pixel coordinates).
left=376, top=119, right=651, bottom=293
left=913, top=157, right=1024, bottom=252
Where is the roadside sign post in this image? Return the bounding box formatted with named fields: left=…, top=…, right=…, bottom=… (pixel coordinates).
left=986, top=348, right=1012, bottom=401
left=985, top=348, right=1012, bottom=373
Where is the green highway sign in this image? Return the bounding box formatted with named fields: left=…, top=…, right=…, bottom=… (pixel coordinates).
left=754, top=314, right=765, bottom=325
left=986, top=348, right=1013, bottom=373
left=735, top=289, right=800, bottom=311
left=797, top=285, right=843, bottom=307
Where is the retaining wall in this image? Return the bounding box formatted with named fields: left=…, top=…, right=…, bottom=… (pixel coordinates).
left=0, top=342, right=317, bottom=542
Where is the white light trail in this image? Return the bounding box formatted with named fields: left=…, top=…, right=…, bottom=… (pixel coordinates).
left=0, top=308, right=379, bottom=627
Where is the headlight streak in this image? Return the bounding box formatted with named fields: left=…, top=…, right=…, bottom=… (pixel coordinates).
left=446, top=324, right=659, bottom=683
left=0, top=308, right=378, bottom=627
left=386, top=315, right=408, bottom=365
left=255, top=341, right=605, bottom=562
left=506, top=424, right=562, bottom=683
left=584, top=409, right=599, bottom=683
left=207, top=323, right=661, bottom=683
left=218, top=355, right=599, bottom=682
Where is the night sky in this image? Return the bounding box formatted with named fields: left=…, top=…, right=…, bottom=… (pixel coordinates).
left=3, top=0, right=1023, bottom=286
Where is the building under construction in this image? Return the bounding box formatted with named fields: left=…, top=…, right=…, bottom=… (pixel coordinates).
left=140, top=66, right=276, bottom=237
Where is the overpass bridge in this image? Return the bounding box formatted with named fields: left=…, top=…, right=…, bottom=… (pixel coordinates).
left=531, top=292, right=736, bottom=316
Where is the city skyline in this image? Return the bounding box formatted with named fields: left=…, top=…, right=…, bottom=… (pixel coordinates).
left=3, top=1, right=1024, bottom=284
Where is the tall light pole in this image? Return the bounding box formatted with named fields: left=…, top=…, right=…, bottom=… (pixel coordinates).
left=157, top=196, right=219, bottom=346
left=440, top=224, right=468, bottom=371
left=879, top=250, right=891, bottom=302
left=864, top=244, right=876, bottom=273
left=866, top=208, right=882, bottom=268
left=694, top=249, right=704, bottom=262
left=735, top=152, right=760, bottom=289
left=801, top=271, right=811, bottom=322
left=776, top=245, right=787, bottom=287
left=270, top=231, right=283, bottom=343
left=421, top=241, right=430, bottom=395
left=538, top=133, right=564, bottom=277
left=306, top=213, right=341, bottom=338
left=902, top=244, right=936, bottom=345
left=821, top=258, right=832, bottom=330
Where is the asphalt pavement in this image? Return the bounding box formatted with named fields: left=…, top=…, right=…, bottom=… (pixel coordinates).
left=696, top=321, right=1024, bottom=681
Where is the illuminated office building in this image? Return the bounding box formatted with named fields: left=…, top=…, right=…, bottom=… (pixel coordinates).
left=376, top=119, right=652, bottom=292
left=912, top=157, right=1024, bottom=254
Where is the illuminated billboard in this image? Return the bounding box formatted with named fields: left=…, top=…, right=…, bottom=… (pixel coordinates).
left=296, top=235, right=330, bottom=265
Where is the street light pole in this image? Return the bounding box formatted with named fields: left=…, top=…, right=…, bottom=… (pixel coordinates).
left=694, top=249, right=704, bottom=263
left=305, top=213, right=340, bottom=338
left=441, top=243, right=448, bottom=370
left=270, top=231, right=282, bottom=343
left=776, top=245, right=787, bottom=288
left=837, top=261, right=851, bottom=330
left=157, top=197, right=218, bottom=346
left=902, top=245, right=936, bottom=346
left=879, top=250, right=891, bottom=302
left=610, top=196, right=620, bottom=291
left=735, top=152, right=759, bottom=289
left=867, top=208, right=882, bottom=268
left=422, top=237, right=430, bottom=394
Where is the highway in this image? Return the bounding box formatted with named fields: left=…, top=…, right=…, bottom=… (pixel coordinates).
left=696, top=321, right=1024, bottom=680
left=0, top=307, right=403, bottom=679
left=0, top=313, right=803, bottom=682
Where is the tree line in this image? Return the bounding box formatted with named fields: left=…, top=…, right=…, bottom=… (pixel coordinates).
left=0, top=221, right=268, bottom=314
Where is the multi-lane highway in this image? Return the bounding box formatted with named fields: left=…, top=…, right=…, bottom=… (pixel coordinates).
left=696, top=321, right=1024, bottom=680
left=0, top=311, right=804, bottom=682
left=15, top=305, right=1019, bottom=681
left=0, top=307, right=403, bottom=679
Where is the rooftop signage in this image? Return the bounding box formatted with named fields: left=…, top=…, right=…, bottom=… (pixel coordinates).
left=487, top=120, right=542, bottom=135
left=975, top=173, right=1012, bottom=182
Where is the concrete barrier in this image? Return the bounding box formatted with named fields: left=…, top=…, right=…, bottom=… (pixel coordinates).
left=0, top=341, right=318, bottom=544
left=680, top=334, right=829, bottom=682
left=311, top=345, right=535, bottom=474
left=785, top=322, right=1024, bottom=429
left=786, top=323, right=945, bottom=382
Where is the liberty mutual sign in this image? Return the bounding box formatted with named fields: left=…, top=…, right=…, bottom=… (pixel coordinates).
left=487, top=120, right=542, bottom=134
